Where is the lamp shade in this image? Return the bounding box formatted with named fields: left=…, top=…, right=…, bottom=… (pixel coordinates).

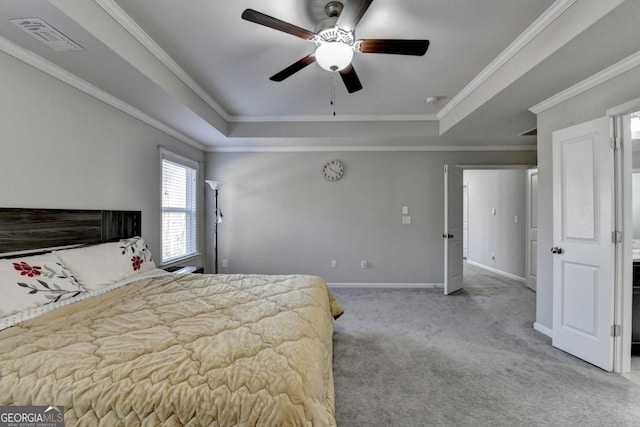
left=315, top=42, right=353, bottom=72
left=205, top=180, right=224, bottom=191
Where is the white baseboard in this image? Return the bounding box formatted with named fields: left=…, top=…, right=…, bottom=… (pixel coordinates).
left=329, top=283, right=444, bottom=289
left=533, top=322, right=553, bottom=338
left=466, top=260, right=526, bottom=283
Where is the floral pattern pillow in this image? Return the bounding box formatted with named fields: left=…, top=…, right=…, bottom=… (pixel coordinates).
left=119, top=236, right=154, bottom=272
left=0, top=254, right=86, bottom=318
left=53, top=237, right=156, bottom=290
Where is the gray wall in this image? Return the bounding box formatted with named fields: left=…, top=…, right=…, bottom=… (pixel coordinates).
left=0, top=51, right=205, bottom=266
left=465, top=169, right=526, bottom=279
left=205, top=151, right=536, bottom=283
left=536, top=66, right=640, bottom=330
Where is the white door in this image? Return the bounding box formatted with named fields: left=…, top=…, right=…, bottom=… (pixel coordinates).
left=463, top=183, right=469, bottom=259
left=525, top=168, right=538, bottom=291
left=552, top=117, right=615, bottom=371
left=444, top=164, right=463, bottom=295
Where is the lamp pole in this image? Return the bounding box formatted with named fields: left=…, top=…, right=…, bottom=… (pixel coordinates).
left=214, top=188, right=219, bottom=274
left=206, top=180, right=224, bottom=274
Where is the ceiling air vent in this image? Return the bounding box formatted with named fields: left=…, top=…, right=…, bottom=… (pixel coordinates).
left=10, top=17, right=83, bottom=52
left=519, top=127, right=537, bottom=136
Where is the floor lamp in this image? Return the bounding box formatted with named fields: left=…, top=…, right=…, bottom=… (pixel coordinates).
left=205, top=180, right=224, bottom=273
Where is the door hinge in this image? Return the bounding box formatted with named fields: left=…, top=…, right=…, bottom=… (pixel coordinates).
left=610, top=136, right=620, bottom=150
left=611, top=324, right=621, bottom=337
left=612, top=231, right=622, bottom=244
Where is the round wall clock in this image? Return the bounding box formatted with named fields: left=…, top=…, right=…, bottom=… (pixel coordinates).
left=321, top=160, right=344, bottom=182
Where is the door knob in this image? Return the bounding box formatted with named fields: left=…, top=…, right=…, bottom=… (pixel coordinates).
left=442, top=233, right=454, bottom=239
left=550, top=247, right=564, bottom=254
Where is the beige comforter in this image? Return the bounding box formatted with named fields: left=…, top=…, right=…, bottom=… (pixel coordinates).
left=0, top=273, right=343, bottom=426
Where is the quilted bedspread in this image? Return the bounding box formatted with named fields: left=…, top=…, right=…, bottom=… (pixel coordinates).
left=0, top=273, right=344, bottom=426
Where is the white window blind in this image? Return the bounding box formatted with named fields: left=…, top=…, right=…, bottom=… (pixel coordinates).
left=161, top=150, right=198, bottom=263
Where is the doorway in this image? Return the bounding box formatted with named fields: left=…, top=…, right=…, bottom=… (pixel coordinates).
left=444, top=165, right=534, bottom=296
left=623, top=110, right=640, bottom=376
left=462, top=168, right=529, bottom=284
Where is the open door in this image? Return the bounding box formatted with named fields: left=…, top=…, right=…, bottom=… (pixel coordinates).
left=552, top=117, right=615, bottom=371
left=444, top=164, right=463, bottom=295
left=525, top=168, right=538, bottom=291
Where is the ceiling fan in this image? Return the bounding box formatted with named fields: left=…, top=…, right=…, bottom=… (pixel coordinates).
left=241, top=0, right=429, bottom=93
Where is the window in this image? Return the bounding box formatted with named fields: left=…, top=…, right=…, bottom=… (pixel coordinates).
left=160, top=149, right=198, bottom=264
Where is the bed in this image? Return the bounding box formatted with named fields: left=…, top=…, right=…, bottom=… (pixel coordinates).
left=0, top=208, right=343, bottom=426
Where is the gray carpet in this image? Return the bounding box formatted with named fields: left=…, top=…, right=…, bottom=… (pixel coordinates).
left=331, top=263, right=640, bottom=426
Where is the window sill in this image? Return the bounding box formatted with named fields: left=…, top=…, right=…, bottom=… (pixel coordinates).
left=160, top=253, right=201, bottom=269
left=164, top=265, right=204, bottom=274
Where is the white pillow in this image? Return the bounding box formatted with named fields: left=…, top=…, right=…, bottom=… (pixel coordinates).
left=0, top=254, right=86, bottom=317
left=53, top=237, right=156, bottom=290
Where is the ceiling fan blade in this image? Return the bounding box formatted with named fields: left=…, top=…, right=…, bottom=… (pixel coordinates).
left=336, top=0, right=374, bottom=32
left=339, top=65, right=363, bottom=93
left=270, top=54, right=316, bottom=82
left=358, top=39, right=429, bottom=56
left=242, top=9, right=315, bottom=40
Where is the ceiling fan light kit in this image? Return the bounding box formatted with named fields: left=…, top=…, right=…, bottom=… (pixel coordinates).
left=241, top=0, right=429, bottom=94
left=316, top=41, right=353, bottom=72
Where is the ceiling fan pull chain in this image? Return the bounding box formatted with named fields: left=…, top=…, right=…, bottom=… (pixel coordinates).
left=331, top=74, right=337, bottom=116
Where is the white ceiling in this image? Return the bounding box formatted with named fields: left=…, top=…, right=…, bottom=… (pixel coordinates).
left=0, top=0, right=639, bottom=151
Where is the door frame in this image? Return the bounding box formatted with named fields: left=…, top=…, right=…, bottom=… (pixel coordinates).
left=608, top=96, right=640, bottom=373
left=455, top=164, right=536, bottom=282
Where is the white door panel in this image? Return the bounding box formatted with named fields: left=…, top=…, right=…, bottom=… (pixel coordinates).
left=552, top=116, right=614, bottom=371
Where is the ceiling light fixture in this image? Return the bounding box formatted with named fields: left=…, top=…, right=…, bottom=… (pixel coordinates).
left=315, top=41, right=354, bottom=72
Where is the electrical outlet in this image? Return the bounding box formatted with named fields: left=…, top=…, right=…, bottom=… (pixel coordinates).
left=331, top=260, right=338, bottom=268
left=361, top=260, right=368, bottom=269
left=221, top=259, right=228, bottom=268
left=491, top=252, right=495, bottom=261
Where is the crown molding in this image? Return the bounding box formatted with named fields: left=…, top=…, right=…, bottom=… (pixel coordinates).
left=227, top=113, right=439, bottom=123
left=94, top=0, right=230, bottom=121
left=530, top=49, right=640, bottom=114
left=0, top=35, right=205, bottom=151
left=229, top=114, right=439, bottom=123
left=437, top=0, right=576, bottom=121
left=206, top=145, right=536, bottom=153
